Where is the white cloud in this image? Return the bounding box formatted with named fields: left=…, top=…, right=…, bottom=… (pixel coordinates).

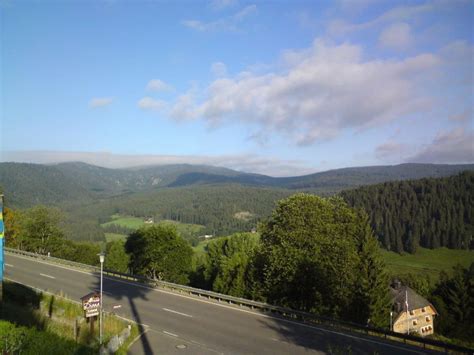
left=209, top=0, right=238, bottom=10
left=338, top=0, right=379, bottom=13
left=328, top=2, right=434, bottom=36
left=379, top=22, right=413, bottom=50
left=137, top=97, right=167, bottom=111
left=2, top=150, right=315, bottom=177
left=182, top=4, right=257, bottom=32
left=211, top=62, right=228, bottom=77
left=408, top=127, right=474, bottom=163
left=167, top=39, right=439, bottom=145
left=89, top=97, right=114, bottom=108
left=169, top=92, right=201, bottom=121
left=146, top=79, right=173, bottom=92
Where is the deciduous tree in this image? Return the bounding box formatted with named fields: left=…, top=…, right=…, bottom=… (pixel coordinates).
left=105, top=240, right=130, bottom=273
left=20, top=205, right=65, bottom=254
left=125, top=225, right=193, bottom=284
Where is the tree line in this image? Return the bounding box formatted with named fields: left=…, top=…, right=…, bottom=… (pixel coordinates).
left=341, top=171, right=473, bottom=253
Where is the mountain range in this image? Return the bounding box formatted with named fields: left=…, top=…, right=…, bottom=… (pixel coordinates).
left=1, top=161, right=473, bottom=209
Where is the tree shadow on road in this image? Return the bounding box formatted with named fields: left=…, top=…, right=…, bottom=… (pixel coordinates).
left=258, top=316, right=411, bottom=355
left=90, top=273, right=154, bottom=354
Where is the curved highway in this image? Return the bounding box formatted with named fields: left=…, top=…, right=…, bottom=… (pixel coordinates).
left=4, top=253, right=439, bottom=355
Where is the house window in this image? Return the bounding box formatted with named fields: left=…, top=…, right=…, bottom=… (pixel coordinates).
left=421, top=307, right=426, bottom=312
left=426, top=316, right=431, bottom=322
left=410, top=310, right=415, bottom=315
left=413, top=320, right=418, bottom=326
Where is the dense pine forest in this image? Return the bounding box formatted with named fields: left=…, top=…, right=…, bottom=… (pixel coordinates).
left=341, top=172, right=473, bottom=253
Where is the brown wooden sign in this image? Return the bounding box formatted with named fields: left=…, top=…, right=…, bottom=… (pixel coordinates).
left=81, top=292, right=100, bottom=318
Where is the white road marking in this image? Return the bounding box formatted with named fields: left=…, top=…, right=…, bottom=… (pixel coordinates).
left=163, top=330, right=178, bottom=337
left=163, top=307, right=193, bottom=318
left=5, top=263, right=13, bottom=267
left=39, top=273, right=55, bottom=279
left=6, top=253, right=425, bottom=354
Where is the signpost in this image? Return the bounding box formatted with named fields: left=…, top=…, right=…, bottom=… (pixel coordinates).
left=81, top=292, right=101, bottom=333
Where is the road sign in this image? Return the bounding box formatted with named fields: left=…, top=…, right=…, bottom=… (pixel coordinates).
left=81, top=292, right=101, bottom=318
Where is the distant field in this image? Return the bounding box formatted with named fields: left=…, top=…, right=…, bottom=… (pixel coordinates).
left=193, top=237, right=225, bottom=256
left=104, top=233, right=127, bottom=242
left=381, top=247, right=474, bottom=281
left=193, top=241, right=474, bottom=280
left=101, top=215, right=205, bottom=241
left=101, top=215, right=145, bottom=229
left=158, top=219, right=205, bottom=238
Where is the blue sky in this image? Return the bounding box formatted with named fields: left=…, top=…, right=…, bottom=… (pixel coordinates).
left=1, top=0, right=473, bottom=176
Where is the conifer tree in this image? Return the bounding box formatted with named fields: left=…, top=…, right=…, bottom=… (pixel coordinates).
left=349, top=211, right=391, bottom=327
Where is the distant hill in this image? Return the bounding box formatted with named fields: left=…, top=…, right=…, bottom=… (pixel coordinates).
left=167, top=163, right=474, bottom=192
left=0, top=163, right=94, bottom=208
left=0, top=161, right=473, bottom=208
left=274, top=163, right=474, bottom=191
left=55, top=162, right=243, bottom=194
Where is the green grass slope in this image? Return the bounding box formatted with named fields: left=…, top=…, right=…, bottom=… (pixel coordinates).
left=381, top=247, right=474, bottom=280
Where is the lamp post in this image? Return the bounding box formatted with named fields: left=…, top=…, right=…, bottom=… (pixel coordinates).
left=98, top=252, right=105, bottom=345
left=390, top=311, right=393, bottom=331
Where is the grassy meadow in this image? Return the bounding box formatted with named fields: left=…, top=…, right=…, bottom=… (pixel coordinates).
left=101, top=215, right=146, bottom=229
left=193, top=238, right=219, bottom=256
left=104, top=233, right=127, bottom=242
left=381, top=247, right=474, bottom=281
left=102, top=215, right=205, bottom=243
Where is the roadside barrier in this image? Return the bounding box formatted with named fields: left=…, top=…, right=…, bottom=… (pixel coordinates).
left=5, top=247, right=473, bottom=354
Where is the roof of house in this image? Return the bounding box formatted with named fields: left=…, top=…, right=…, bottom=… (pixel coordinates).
left=390, top=285, right=436, bottom=314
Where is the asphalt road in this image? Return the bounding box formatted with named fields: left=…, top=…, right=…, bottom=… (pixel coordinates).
left=4, top=253, right=439, bottom=355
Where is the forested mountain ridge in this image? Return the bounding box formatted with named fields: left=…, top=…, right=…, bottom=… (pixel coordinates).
left=275, top=163, right=474, bottom=190
left=1, top=161, right=472, bottom=209
left=55, top=162, right=243, bottom=193
left=0, top=163, right=95, bottom=208
left=341, top=171, right=474, bottom=253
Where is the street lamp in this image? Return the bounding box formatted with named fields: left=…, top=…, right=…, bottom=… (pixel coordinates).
left=390, top=311, right=393, bottom=331
left=98, top=252, right=105, bottom=345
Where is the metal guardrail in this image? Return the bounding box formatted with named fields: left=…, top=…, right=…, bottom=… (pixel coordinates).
left=5, top=247, right=473, bottom=354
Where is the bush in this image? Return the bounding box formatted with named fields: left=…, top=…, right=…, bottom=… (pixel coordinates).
left=0, top=320, right=95, bottom=355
